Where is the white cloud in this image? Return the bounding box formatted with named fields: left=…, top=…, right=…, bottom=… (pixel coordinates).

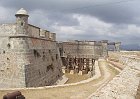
left=73, top=14, right=112, bottom=35
left=127, top=25, right=140, bottom=34
left=51, top=14, right=113, bottom=40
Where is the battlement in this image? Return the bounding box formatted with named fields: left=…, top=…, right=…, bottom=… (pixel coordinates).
left=0, top=8, right=62, bottom=88
left=62, top=40, right=108, bottom=46
left=28, top=24, right=56, bottom=41
left=0, top=8, right=55, bottom=41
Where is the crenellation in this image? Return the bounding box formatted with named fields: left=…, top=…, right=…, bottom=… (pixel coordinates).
left=0, top=8, right=63, bottom=88
left=28, top=24, right=40, bottom=37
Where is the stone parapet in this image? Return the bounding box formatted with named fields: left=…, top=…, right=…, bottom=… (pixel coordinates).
left=89, top=53, right=140, bottom=99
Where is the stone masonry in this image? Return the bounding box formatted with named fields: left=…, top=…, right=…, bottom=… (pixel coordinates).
left=89, top=52, right=140, bottom=99
left=58, top=40, right=120, bottom=76
left=0, top=8, right=63, bottom=88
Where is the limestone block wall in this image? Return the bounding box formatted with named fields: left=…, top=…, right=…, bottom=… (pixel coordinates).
left=28, top=24, right=40, bottom=37
left=90, top=65, right=140, bottom=99
left=50, top=33, right=56, bottom=41
left=0, top=27, right=62, bottom=88
left=0, top=37, right=10, bottom=50
left=0, top=36, right=63, bottom=88
left=89, top=52, right=140, bottom=99
left=78, top=44, right=95, bottom=58
left=25, top=37, right=62, bottom=87
left=94, top=45, right=103, bottom=58
left=62, top=42, right=77, bottom=57
left=0, top=37, right=30, bottom=88
left=0, top=24, right=16, bottom=36
left=40, top=29, right=47, bottom=38
left=60, top=41, right=103, bottom=59
left=101, top=43, right=108, bottom=57
left=28, top=24, right=56, bottom=41
left=0, top=51, right=27, bottom=88
left=0, top=8, right=62, bottom=88
left=59, top=40, right=109, bottom=60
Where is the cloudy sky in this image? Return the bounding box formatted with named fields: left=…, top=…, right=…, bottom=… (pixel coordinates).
left=0, top=0, right=140, bottom=46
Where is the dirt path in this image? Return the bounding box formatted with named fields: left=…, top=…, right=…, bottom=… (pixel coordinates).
left=64, top=73, right=89, bottom=84
left=0, top=62, right=119, bottom=99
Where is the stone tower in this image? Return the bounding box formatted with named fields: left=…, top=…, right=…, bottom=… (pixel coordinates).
left=14, top=8, right=29, bottom=50
left=15, top=8, right=29, bottom=35
left=0, top=8, right=63, bottom=88
left=11, top=8, right=30, bottom=87
left=0, top=8, right=30, bottom=88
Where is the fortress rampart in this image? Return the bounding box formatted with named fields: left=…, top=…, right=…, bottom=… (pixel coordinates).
left=58, top=40, right=121, bottom=76
left=0, top=8, right=62, bottom=88
left=89, top=51, right=140, bottom=99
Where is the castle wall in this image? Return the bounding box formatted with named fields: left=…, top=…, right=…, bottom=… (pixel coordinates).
left=0, top=37, right=29, bottom=88
left=78, top=44, right=95, bottom=58
left=101, top=43, right=108, bottom=57
left=0, top=50, right=26, bottom=88
left=25, top=37, right=62, bottom=87
left=28, top=24, right=40, bottom=37
left=0, top=9, right=62, bottom=88
left=0, top=24, right=16, bottom=36
left=89, top=52, right=140, bottom=99
left=0, top=35, right=62, bottom=88
left=94, top=45, right=103, bottom=58
left=60, top=41, right=104, bottom=59
left=0, top=23, right=28, bottom=88
left=59, top=41, right=103, bottom=75
left=28, top=24, right=56, bottom=41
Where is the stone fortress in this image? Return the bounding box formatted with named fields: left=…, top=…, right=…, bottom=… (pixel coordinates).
left=0, top=8, right=63, bottom=88
left=59, top=40, right=121, bottom=76
left=0, top=8, right=121, bottom=89
left=0, top=8, right=139, bottom=99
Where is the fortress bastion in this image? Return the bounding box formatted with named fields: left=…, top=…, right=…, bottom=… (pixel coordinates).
left=0, top=8, right=63, bottom=88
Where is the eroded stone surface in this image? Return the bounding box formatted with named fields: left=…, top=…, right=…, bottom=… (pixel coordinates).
left=89, top=52, right=140, bottom=99
left=0, top=8, right=62, bottom=88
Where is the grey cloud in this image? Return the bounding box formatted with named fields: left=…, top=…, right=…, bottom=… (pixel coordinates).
left=46, top=13, right=79, bottom=26
left=0, top=0, right=140, bottom=47
left=1, top=0, right=140, bottom=25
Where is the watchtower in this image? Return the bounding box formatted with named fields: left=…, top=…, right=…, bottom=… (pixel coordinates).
left=15, top=8, right=29, bottom=35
